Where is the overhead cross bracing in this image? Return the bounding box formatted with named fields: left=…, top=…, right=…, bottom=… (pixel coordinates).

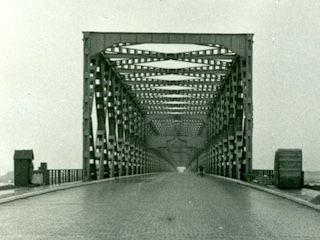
left=83, top=32, right=253, bottom=181
left=104, top=44, right=232, bottom=115
left=103, top=45, right=230, bottom=116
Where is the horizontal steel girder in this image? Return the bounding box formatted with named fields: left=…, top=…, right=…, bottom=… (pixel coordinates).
left=85, top=32, right=252, bottom=58
left=122, top=80, right=223, bottom=86
left=104, top=53, right=236, bottom=60
left=117, top=68, right=228, bottom=75
left=135, top=96, right=215, bottom=101
left=143, top=110, right=209, bottom=114
left=138, top=103, right=212, bottom=107
left=129, top=89, right=219, bottom=94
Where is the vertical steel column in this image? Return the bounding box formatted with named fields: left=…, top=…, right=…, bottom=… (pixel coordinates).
left=228, top=60, right=237, bottom=179
left=85, top=56, right=100, bottom=180
left=244, top=35, right=253, bottom=176
left=108, top=73, right=117, bottom=177
left=145, top=152, right=149, bottom=173
left=137, top=112, right=144, bottom=174
left=220, top=87, right=227, bottom=177
left=133, top=106, right=139, bottom=174
left=148, top=155, right=151, bottom=173
left=211, top=148, right=215, bottom=174
left=113, top=75, right=121, bottom=177
left=149, top=155, right=153, bottom=173
left=128, top=101, right=134, bottom=175
left=208, top=113, right=211, bottom=174
left=140, top=118, right=145, bottom=174
left=123, top=91, right=130, bottom=176
left=102, top=65, right=111, bottom=179
left=210, top=111, right=216, bottom=175
left=104, top=68, right=113, bottom=179
left=208, top=113, right=213, bottom=175
left=83, top=33, right=93, bottom=181
left=233, top=58, right=243, bottom=179
left=225, top=76, right=233, bottom=178
left=116, top=83, right=124, bottom=177
left=94, top=57, right=108, bottom=180
left=147, top=152, right=151, bottom=173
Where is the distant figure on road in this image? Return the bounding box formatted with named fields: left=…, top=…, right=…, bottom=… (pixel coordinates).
left=198, top=165, right=205, bottom=177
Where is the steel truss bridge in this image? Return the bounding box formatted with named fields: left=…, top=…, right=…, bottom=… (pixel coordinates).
left=83, top=32, right=253, bottom=181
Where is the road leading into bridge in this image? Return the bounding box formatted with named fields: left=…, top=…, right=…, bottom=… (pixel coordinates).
left=0, top=173, right=320, bottom=239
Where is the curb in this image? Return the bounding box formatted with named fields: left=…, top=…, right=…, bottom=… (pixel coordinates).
left=0, top=173, right=157, bottom=205
left=207, top=174, right=320, bottom=211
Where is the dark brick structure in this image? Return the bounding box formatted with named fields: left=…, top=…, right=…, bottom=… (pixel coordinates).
left=13, top=150, right=34, bottom=187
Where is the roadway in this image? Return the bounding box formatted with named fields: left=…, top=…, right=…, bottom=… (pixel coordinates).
left=0, top=173, right=320, bottom=239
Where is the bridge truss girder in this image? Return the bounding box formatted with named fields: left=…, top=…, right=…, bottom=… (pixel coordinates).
left=188, top=54, right=253, bottom=179
left=83, top=32, right=253, bottom=181
left=83, top=54, right=175, bottom=181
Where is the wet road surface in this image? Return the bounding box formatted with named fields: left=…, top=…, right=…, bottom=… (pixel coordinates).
left=0, top=173, right=320, bottom=239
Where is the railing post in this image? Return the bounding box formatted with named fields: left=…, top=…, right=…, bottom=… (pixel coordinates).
left=68, top=170, right=70, bottom=182
left=58, top=170, right=61, bottom=184
left=49, top=170, right=52, bottom=184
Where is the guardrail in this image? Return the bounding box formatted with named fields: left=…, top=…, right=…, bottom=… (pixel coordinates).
left=252, top=169, right=274, bottom=185
left=252, top=169, right=274, bottom=177
left=49, top=169, right=83, bottom=185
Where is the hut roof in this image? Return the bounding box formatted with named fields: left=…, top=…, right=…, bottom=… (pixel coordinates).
left=13, top=150, right=34, bottom=160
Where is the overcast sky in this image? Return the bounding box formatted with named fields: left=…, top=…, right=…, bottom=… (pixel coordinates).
left=1, top=0, right=320, bottom=176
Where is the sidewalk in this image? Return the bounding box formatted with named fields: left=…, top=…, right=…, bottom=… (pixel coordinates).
left=208, top=174, right=320, bottom=211
left=0, top=181, right=85, bottom=204
left=0, top=173, right=155, bottom=204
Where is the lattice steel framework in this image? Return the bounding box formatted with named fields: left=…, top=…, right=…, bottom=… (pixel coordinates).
left=83, top=32, right=253, bottom=181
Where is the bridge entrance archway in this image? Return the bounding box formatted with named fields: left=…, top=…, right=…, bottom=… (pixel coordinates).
left=83, top=32, right=253, bottom=181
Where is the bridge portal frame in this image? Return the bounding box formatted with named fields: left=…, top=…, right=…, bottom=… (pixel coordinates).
left=83, top=32, right=253, bottom=181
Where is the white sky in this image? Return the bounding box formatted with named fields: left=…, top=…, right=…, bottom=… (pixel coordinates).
left=1, top=0, right=320, bottom=175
